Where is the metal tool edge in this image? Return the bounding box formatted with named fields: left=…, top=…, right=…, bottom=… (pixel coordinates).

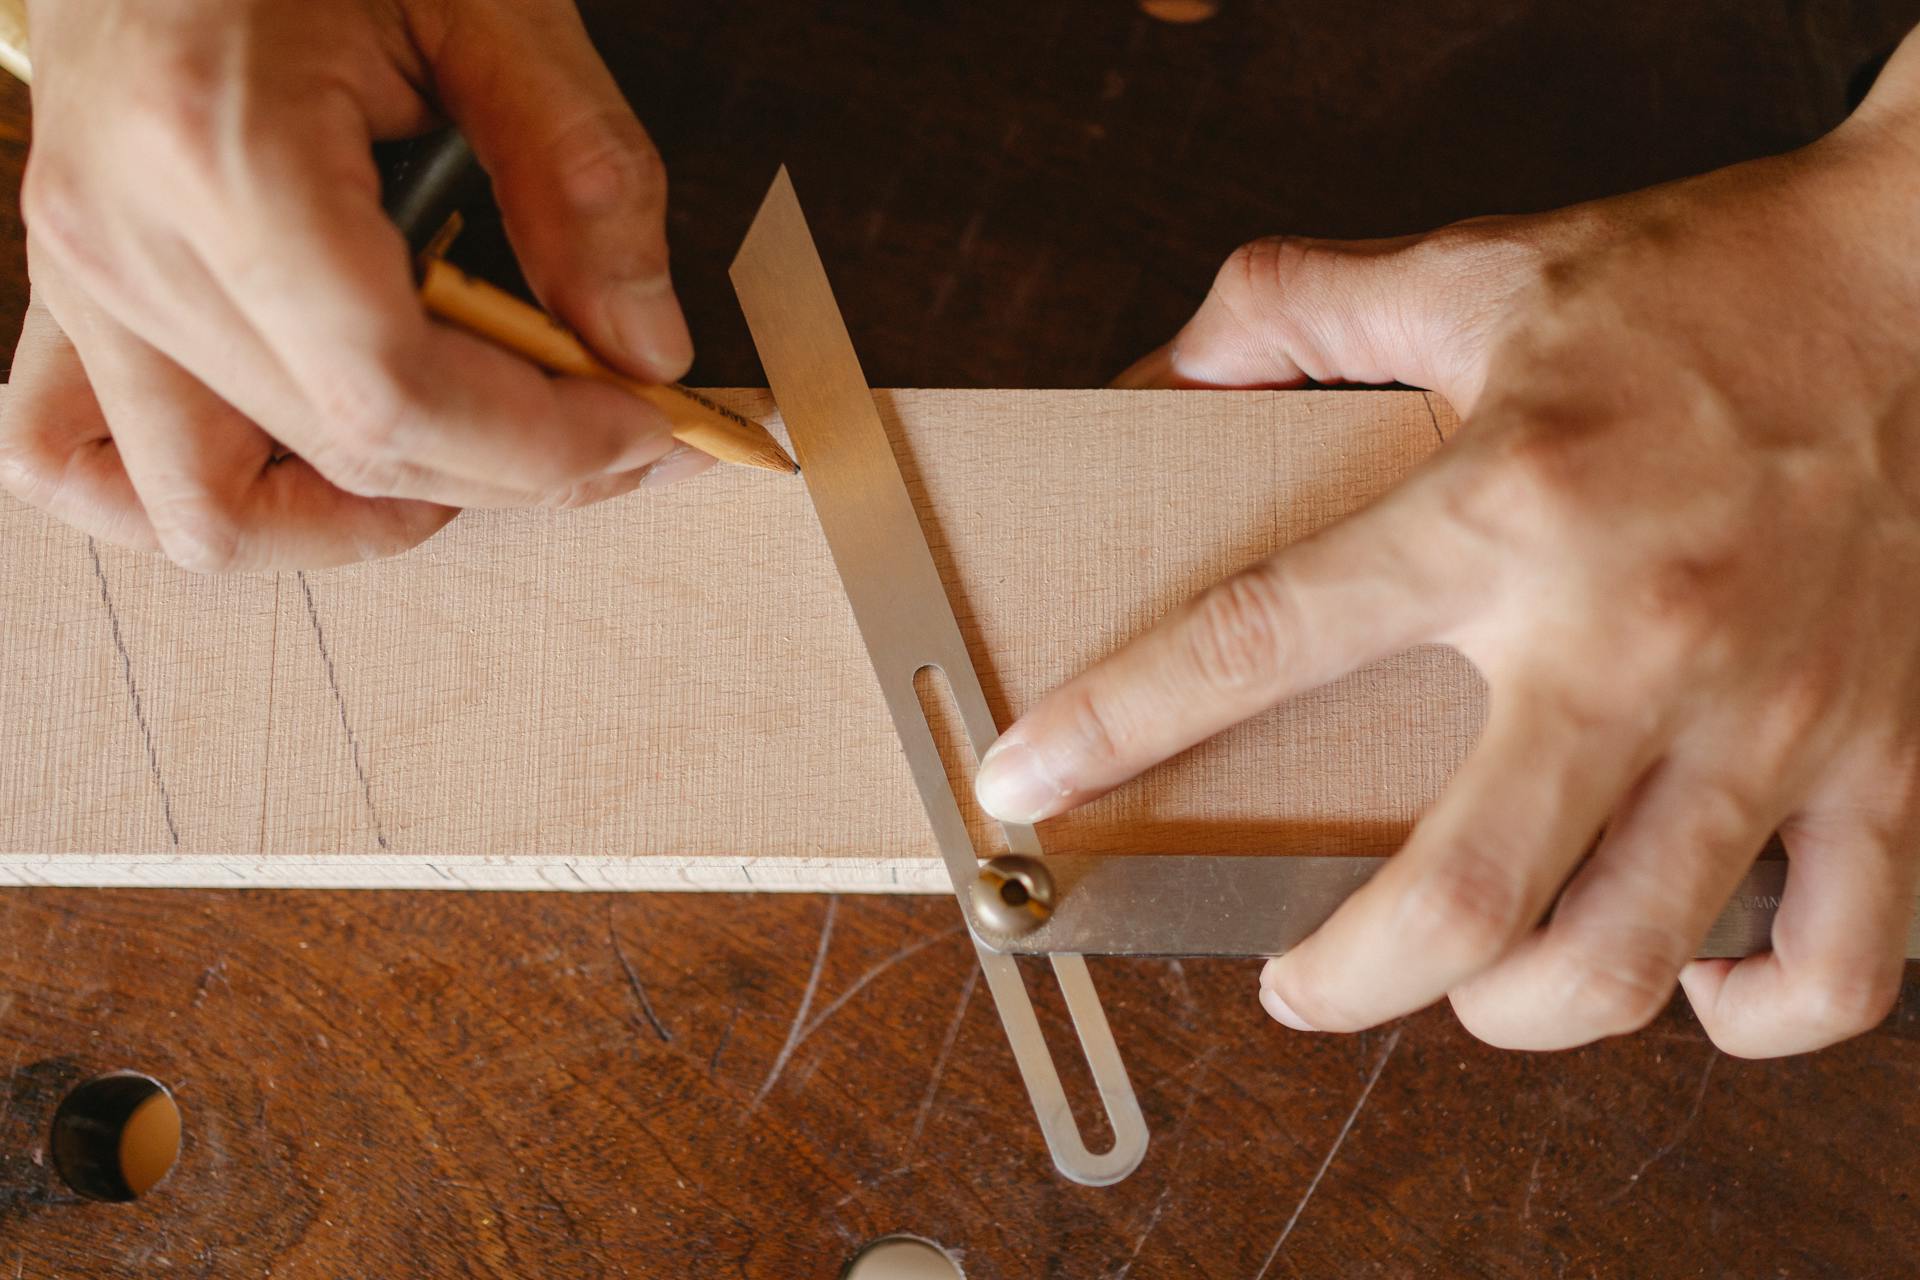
left=971, top=856, right=1920, bottom=958
left=729, top=167, right=1148, bottom=1186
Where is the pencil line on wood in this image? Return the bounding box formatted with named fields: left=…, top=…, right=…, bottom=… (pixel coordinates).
left=297, top=571, right=389, bottom=851
left=256, top=572, right=281, bottom=855
left=88, top=539, right=179, bottom=847
left=1420, top=391, right=1446, bottom=446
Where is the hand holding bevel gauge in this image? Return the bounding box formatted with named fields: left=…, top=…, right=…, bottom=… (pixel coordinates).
left=979, top=31, right=1920, bottom=1062
left=0, top=0, right=787, bottom=572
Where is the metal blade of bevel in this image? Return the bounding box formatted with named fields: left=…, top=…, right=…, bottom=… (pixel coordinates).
left=729, top=167, right=1147, bottom=1186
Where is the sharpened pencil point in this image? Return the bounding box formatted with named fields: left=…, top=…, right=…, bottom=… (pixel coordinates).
left=417, top=260, right=794, bottom=475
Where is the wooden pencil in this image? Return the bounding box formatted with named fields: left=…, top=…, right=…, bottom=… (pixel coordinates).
left=418, top=258, right=798, bottom=474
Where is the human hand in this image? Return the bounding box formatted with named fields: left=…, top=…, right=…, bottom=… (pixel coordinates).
left=0, top=0, right=711, bottom=572
left=976, top=34, right=1920, bottom=1057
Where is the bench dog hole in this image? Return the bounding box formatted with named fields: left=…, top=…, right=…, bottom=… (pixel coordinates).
left=842, top=1235, right=966, bottom=1280
left=51, top=1071, right=182, bottom=1202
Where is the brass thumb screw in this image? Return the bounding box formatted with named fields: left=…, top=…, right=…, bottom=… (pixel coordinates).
left=972, top=855, right=1054, bottom=937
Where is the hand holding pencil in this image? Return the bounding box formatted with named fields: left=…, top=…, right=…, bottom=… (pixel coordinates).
left=0, top=0, right=767, bottom=572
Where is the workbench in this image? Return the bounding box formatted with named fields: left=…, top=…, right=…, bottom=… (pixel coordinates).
left=5, top=1, right=1919, bottom=1274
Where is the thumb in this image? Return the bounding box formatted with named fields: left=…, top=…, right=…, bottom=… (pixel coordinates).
left=1117, top=223, right=1547, bottom=414
left=432, top=1, right=692, bottom=382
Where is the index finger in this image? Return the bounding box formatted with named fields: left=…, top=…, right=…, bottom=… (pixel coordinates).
left=974, top=466, right=1475, bottom=824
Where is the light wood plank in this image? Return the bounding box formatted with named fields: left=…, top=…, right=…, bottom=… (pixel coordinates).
left=0, top=390, right=1484, bottom=890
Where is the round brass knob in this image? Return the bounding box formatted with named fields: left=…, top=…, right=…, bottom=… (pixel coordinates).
left=972, top=855, right=1055, bottom=937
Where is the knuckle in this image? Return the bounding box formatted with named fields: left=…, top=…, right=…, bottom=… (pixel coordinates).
left=1792, top=965, right=1901, bottom=1040
left=1559, top=937, right=1684, bottom=1037
left=101, top=63, right=231, bottom=193
left=0, top=437, right=51, bottom=502
left=542, top=483, right=597, bottom=510
left=548, top=112, right=665, bottom=217
left=1054, top=684, right=1130, bottom=774
left=352, top=506, right=445, bottom=565
left=543, top=473, right=636, bottom=510
left=1219, top=236, right=1302, bottom=298
left=150, top=504, right=241, bottom=574
left=309, top=363, right=415, bottom=465
left=124, top=48, right=231, bottom=159
left=1413, top=218, right=1553, bottom=294
left=1521, top=679, right=1621, bottom=744
left=1399, top=847, right=1532, bottom=963
left=1682, top=774, right=1772, bottom=844
left=1435, top=430, right=1586, bottom=555
left=1623, top=535, right=1754, bottom=647
left=1629, top=553, right=1729, bottom=636
left=0, top=397, right=81, bottom=508
left=1740, top=665, right=1842, bottom=776
left=21, top=159, right=103, bottom=274
left=306, top=448, right=399, bottom=501
left=1479, top=427, right=1591, bottom=521
left=1182, top=566, right=1292, bottom=697
left=1212, top=236, right=1330, bottom=340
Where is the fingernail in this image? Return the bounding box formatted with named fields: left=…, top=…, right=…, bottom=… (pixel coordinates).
left=1259, top=984, right=1317, bottom=1032
left=607, top=275, right=694, bottom=382
left=974, top=739, right=1068, bottom=823
left=640, top=443, right=717, bottom=489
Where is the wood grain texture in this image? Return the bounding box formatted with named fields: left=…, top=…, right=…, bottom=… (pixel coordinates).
left=5, top=888, right=1919, bottom=1279
left=0, top=389, right=1481, bottom=890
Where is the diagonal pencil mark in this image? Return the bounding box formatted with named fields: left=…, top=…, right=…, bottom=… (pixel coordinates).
left=1420, top=391, right=1448, bottom=446
left=88, top=539, right=179, bottom=846
left=297, top=572, right=388, bottom=850
left=1254, top=1025, right=1404, bottom=1279
left=256, top=573, right=281, bottom=853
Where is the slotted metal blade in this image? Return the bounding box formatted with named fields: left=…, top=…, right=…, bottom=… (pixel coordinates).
left=730, top=168, right=1147, bottom=1186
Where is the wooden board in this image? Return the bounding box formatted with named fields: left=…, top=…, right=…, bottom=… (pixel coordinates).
left=0, top=389, right=1484, bottom=890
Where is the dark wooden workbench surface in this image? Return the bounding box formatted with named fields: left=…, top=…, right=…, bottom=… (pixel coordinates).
left=6, top=2, right=1920, bottom=1275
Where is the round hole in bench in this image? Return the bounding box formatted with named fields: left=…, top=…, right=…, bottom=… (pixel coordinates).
left=51, top=1072, right=181, bottom=1202
left=842, top=1236, right=965, bottom=1280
